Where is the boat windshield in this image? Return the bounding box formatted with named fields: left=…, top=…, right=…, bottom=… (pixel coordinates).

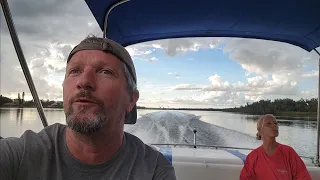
left=1, top=0, right=320, bottom=161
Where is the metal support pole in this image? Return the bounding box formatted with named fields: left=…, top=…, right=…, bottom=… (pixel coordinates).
left=103, top=0, right=130, bottom=38
left=1, top=0, right=48, bottom=127
left=193, top=129, right=197, bottom=148
left=315, top=48, right=320, bottom=166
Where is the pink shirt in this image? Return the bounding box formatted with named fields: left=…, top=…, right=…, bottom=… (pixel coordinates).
left=240, top=143, right=311, bottom=180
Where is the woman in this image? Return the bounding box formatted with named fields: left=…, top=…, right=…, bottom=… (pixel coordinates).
left=240, top=114, right=311, bottom=180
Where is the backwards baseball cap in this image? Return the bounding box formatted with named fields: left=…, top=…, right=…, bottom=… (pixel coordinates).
left=67, top=36, right=138, bottom=124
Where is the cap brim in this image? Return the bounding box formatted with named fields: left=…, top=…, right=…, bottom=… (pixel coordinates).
left=125, top=105, right=137, bottom=124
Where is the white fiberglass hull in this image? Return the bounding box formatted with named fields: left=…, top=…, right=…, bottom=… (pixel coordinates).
left=151, top=145, right=320, bottom=180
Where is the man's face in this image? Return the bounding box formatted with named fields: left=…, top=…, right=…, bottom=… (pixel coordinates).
left=63, top=50, right=134, bottom=134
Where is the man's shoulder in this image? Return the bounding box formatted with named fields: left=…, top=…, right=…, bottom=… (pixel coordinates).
left=124, top=132, right=171, bottom=162
left=0, top=123, right=67, bottom=180
left=25, top=123, right=65, bottom=139
left=38, top=123, right=66, bottom=140
left=124, top=132, right=159, bottom=153
left=124, top=132, right=176, bottom=179
left=1, top=123, right=66, bottom=149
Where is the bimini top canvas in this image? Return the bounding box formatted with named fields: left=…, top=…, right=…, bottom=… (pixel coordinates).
left=84, top=0, right=320, bottom=51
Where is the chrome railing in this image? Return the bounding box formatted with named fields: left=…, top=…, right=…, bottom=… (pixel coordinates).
left=150, top=143, right=315, bottom=164
left=150, top=143, right=254, bottom=151
left=150, top=128, right=316, bottom=164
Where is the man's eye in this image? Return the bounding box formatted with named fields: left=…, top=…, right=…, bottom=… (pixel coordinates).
left=100, top=70, right=112, bottom=75
left=70, top=69, right=80, bottom=74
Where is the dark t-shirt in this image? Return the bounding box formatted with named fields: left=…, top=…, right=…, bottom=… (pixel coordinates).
left=0, top=123, right=176, bottom=180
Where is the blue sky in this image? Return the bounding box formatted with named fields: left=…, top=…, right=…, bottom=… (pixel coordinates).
left=122, top=38, right=320, bottom=108
left=1, top=0, right=319, bottom=108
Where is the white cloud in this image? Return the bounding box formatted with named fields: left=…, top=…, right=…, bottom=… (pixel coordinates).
left=144, top=57, right=157, bottom=63
left=299, top=90, right=318, bottom=99
left=204, top=74, right=230, bottom=91
left=167, top=72, right=181, bottom=79
left=302, top=70, right=318, bottom=78
left=126, top=47, right=152, bottom=56
left=169, top=84, right=203, bottom=91
left=146, top=37, right=318, bottom=76
left=133, top=38, right=319, bottom=107
left=139, top=38, right=223, bottom=57
left=1, top=0, right=319, bottom=108
left=151, top=44, right=162, bottom=49
left=138, top=91, right=246, bottom=108
left=174, top=74, right=180, bottom=79
left=163, top=71, right=304, bottom=107
left=0, top=0, right=98, bottom=100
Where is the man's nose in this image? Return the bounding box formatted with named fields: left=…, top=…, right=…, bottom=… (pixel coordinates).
left=76, top=69, right=96, bottom=91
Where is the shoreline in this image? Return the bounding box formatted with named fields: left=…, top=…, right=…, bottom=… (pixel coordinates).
left=244, top=115, right=317, bottom=121
left=241, top=112, right=317, bottom=121
left=0, top=107, right=317, bottom=121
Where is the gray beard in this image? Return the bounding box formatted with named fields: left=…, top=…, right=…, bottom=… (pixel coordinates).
left=65, top=105, right=107, bottom=134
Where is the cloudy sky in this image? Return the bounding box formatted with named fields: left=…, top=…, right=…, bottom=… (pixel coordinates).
left=1, top=0, right=320, bottom=108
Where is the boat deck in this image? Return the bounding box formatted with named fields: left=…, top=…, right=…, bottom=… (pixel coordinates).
left=151, top=145, right=320, bottom=180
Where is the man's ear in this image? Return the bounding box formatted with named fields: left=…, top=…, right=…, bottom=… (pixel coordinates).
left=127, top=90, right=139, bottom=112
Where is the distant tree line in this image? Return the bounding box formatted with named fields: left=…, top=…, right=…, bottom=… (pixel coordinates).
left=223, top=98, right=318, bottom=116
left=0, top=94, right=318, bottom=117
left=0, top=94, right=63, bottom=108
left=0, top=95, right=12, bottom=107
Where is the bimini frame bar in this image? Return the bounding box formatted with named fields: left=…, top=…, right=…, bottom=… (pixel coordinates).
left=103, top=0, right=130, bottom=38
left=1, top=0, right=48, bottom=127
left=101, top=0, right=320, bottom=166
left=315, top=48, right=320, bottom=166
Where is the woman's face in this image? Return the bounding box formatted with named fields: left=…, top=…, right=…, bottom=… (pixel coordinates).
left=260, top=116, right=279, bottom=139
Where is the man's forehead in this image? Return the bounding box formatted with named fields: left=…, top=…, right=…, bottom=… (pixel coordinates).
left=67, top=50, right=121, bottom=65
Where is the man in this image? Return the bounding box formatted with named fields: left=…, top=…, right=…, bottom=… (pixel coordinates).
left=0, top=35, right=177, bottom=180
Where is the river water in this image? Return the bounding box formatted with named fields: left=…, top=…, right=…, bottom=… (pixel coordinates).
left=0, top=108, right=317, bottom=157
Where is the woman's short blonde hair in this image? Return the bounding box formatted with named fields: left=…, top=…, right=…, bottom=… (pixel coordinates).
left=256, top=114, right=277, bottom=140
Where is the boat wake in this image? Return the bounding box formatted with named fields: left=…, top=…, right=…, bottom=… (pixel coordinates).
left=124, top=111, right=261, bottom=149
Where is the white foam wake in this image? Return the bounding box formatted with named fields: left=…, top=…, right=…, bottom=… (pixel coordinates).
left=124, top=111, right=261, bottom=149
